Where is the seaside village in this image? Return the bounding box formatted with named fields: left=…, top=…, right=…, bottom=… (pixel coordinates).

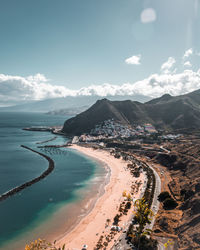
left=72, top=119, right=158, bottom=144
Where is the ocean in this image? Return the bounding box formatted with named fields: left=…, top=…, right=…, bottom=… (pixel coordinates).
left=0, top=112, right=107, bottom=250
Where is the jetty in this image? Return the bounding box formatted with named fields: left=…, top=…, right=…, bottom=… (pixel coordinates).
left=37, top=143, right=71, bottom=148
left=23, top=126, right=65, bottom=135
left=0, top=145, right=55, bottom=202
left=36, top=136, right=57, bottom=144
left=23, top=126, right=53, bottom=132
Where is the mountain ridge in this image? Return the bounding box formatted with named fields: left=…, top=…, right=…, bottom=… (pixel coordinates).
left=62, top=89, right=200, bottom=135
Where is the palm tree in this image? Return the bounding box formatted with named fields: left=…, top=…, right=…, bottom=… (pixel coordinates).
left=130, top=198, right=154, bottom=249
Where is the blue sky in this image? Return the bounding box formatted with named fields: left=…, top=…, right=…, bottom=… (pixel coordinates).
left=0, top=0, right=200, bottom=105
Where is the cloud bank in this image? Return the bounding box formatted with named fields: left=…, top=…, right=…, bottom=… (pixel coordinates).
left=0, top=73, right=77, bottom=103
left=1, top=69, right=200, bottom=106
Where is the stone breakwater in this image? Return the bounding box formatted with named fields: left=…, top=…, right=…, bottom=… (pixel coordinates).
left=0, top=145, right=54, bottom=202
left=36, top=136, right=57, bottom=144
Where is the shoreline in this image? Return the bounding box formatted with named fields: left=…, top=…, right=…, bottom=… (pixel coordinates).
left=56, top=145, right=145, bottom=249
left=56, top=147, right=111, bottom=239
left=0, top=144, right=145, bottom=250
left=0, top=145, right=108, bottom=250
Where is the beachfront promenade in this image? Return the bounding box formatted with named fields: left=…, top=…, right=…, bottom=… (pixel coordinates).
left=111, top=157, right=161, bottom=250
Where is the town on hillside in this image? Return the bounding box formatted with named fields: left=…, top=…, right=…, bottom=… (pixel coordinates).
left=72, top=119, right=180, bottom=144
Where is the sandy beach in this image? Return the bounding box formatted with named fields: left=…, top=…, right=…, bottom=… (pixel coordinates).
left=57, top=145, right=145, bottom=249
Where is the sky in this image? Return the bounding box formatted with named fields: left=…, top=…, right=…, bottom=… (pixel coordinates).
left=0, top=0, right=200, bottom=106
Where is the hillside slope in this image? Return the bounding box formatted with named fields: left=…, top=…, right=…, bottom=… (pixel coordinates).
left=62, top=90, right=200, bottom=135
left=154, top=138, right=200, bottom=249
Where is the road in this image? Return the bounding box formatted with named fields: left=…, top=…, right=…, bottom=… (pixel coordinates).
left=147, top=163, right=161, bottom=230
left=144, top=164, right=178, bottom=250
left=111, top=157, right=180, bottom=250
left=111, top=160, right=161, bottom=250
left=160, top=146, right=170, bottom=154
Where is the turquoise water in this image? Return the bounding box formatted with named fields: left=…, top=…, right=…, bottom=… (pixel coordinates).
left=0, top=112, right=104, bottom=249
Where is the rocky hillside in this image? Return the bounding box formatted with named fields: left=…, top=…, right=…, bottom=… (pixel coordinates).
left=62, top=89, right=200, bottom=135
left=155, top=137, right=200, bottom=249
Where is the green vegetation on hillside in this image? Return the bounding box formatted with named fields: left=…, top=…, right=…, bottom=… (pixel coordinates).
left=127, top=198, right=158, bottom=250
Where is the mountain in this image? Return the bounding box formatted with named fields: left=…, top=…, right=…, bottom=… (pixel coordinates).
left=145, top=89, right=200, bottom=130
left=146, top=94, right=173, bottom=105
left=0, top=94, right=151, bottom=113
left=62, top=89, right=200, bottom=135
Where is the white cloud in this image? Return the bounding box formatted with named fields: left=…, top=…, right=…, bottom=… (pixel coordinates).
left=0, top=73, right=77, bottom=103
left=161, top=57, right=176, bottom=74
left=1, top=69, right=200, bottom=106
left=76, top=70, right=200, bottom=98
left=183, top=48, right=193, bottom=59
left=125, top=55, right=141, bottom=65
left=133, top=69, right=200, bottom=97
left=141, top=8, right=157, bottom=23
left=183, top=61, right=192, bottom=67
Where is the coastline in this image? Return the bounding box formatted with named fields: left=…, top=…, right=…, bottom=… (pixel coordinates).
left=0, top=146, right=107, bottom=250
left=56, top=145, right=145, bottom=249
left=0, top=143, right=144, bottom=250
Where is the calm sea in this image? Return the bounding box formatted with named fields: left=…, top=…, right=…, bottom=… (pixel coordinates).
left=0, top=112, right=105, bottom=249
